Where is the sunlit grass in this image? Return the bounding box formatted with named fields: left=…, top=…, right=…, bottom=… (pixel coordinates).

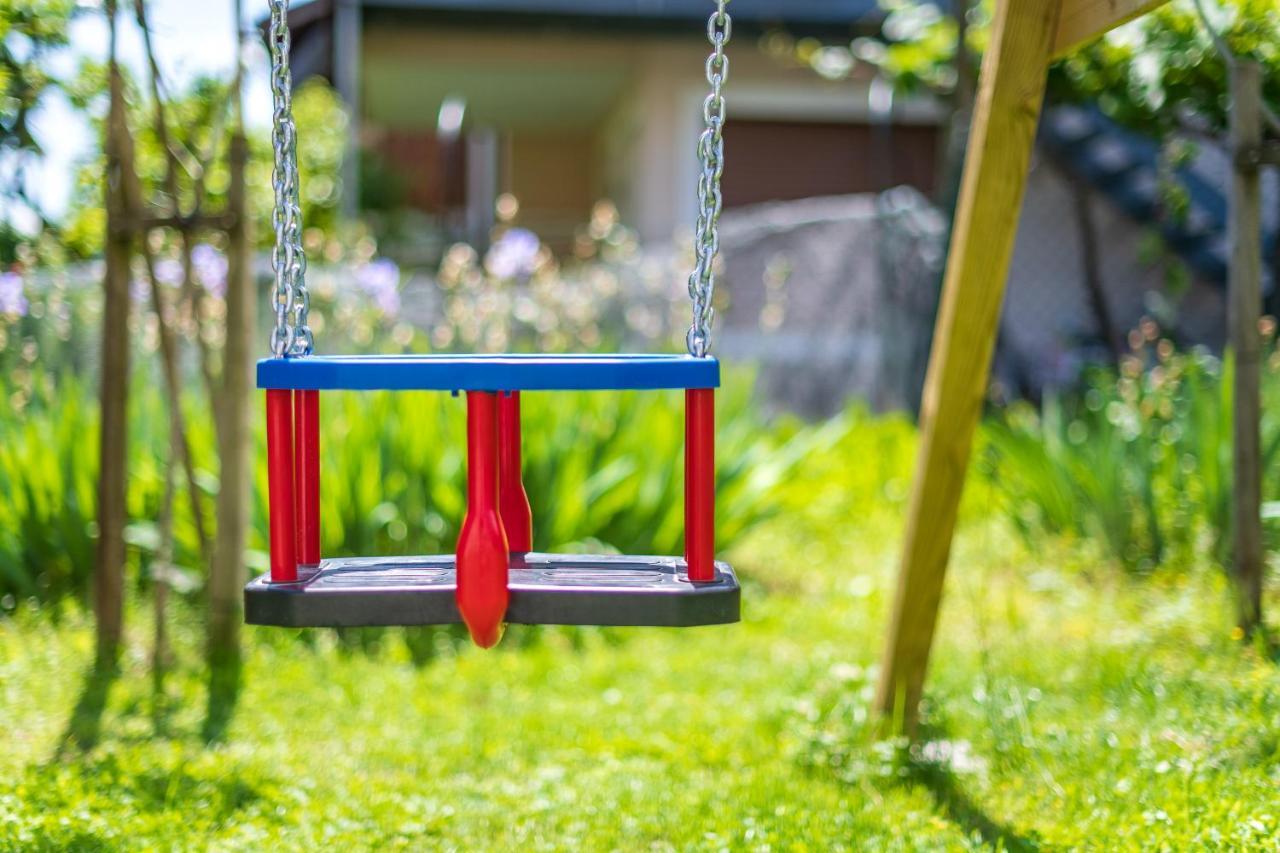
left=3, top=437, right=1278, bottom=849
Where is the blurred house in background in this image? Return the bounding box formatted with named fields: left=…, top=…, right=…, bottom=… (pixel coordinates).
left=278, top=0, right=1278, bottom=415
left=282, top=0, right=943, bottom=248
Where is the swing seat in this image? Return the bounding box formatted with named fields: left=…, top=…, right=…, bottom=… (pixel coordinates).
left=247, top=352, right=736, bottom=641
left=245, top=553, right=739, bottom=628
left=250, top=0, right=738, bottom=647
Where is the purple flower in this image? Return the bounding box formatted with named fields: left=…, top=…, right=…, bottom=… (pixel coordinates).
left=356, top=258, right=400, bottom=293
left=356, top=258, right=401, bottom=318
left=485, top=229, right=540, bottom=280
left=0, top=272, right=28, bottom=317
left=192, top=244, right=228, bottom=298
left=373, top=286, right=401, bottom=317
left=155, top=258, right=184, bottom=288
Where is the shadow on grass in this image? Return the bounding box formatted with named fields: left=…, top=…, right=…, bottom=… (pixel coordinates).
left=201, top=652, right=242, bottom=744
left=56, top=659, right=119, bottom=755
left=18, top=747, right=271, bottom=845
left=906, top=757, right=1043, bottom=852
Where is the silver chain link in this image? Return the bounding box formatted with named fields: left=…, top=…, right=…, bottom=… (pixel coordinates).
left=268, top=0, right=311, bottom=357
left=268, top=0, right=723, bottom=358
left=686, top=0, right=730, bottom=358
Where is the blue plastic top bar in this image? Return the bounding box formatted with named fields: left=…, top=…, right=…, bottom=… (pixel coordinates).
left=256, top=354, right=720, bottom=392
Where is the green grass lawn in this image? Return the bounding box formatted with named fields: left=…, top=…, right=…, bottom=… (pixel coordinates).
left=2, top=478, right=1279, bottom=850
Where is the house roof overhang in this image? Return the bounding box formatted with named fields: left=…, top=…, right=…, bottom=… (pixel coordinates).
left=272, top=0, right=886, bottom=93
left=272, top=0, right=884, bottom=67
left=358, top=0, right=881, bottom=35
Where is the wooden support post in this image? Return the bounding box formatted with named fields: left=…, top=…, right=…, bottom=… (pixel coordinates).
left=874, top=0, right=1060, bottom=735
left=1228, top=60, right=1264, bottom=636
left=1051, top=0, right=1167, bottom=58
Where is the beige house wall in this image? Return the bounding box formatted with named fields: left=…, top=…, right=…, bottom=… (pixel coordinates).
left=360, top=24, right=943, bottom=244
left=596, top=40, right=944, bottom=243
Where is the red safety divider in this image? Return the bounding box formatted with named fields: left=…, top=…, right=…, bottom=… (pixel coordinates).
left=456, top=391, right=510, bottom=647
left=497, top=391, right=533, bottom=553
left=266, top=389, right=297, bottom=582
left=294, top=389, right=321, bottom=568
left=685, top=388, right=716, bottom=582
left=684, top=419, right=692, bottom=565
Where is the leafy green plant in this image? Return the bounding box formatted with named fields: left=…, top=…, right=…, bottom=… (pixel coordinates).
left=0, top=366, right=848, bottom=610
left=982, top=331, right=1280, bottom=572
left=0, top=376, right=97, bottom=605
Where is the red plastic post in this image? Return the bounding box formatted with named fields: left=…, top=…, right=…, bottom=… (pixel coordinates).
left=266, top=389, right=298, bottom=583
left=685, top=388, right=716, bottom=582
left=456, top=391, right=510, bottom=647
left=498, top=391, right=533, bottom=553
left=294, top=389, right=321, bottom=568
left=684, top=388, right=695, bottom=566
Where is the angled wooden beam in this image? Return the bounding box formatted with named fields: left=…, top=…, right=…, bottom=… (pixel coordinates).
left=874, top=0, right=1061, bottom=735
left=1052, top=0, right=1170, bottom=59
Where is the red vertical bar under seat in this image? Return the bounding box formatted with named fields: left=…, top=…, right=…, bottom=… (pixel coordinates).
left=294, top=389, right=321, bottom=568
left=497, top=391, right=533, bottom=553
left=685, top=388, right=716, bottom=582
left=266, top=389, right=297, bottom=582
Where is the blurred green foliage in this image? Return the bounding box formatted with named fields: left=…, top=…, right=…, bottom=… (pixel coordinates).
left=772, top=0, right=1280, bottom=301
left=60, top=76, right=350, bottom=260
left=1052, top=0, right=1280, bottom=135
left=0, top=367, right=847, bottom=611
left=983, top=326, right=1280, bottom=572
left=838, top=0, right=1280, bottom=127
left=0, top=0, right=77, bottom=242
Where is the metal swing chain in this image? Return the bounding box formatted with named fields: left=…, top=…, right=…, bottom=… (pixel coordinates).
left=686, top=0, right=731, bottom=359
left=267, top=0, right=312, bottom=357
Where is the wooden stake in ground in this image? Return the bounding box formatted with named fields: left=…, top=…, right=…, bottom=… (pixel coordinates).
left=1228, top=60, right=1264, bottom=636
left=209, top=131, right=253, bottom=671
left=95, top=0, right=138, bottom=669
left=208, top=0, right=255, bottom=674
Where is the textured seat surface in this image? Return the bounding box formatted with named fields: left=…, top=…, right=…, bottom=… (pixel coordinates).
left=245, top=553, right=740, bottom=627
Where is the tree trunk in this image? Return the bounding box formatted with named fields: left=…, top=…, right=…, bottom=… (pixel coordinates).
left=95, top=4, right=136, bottom=670
left=141, top=243, right=210, bottom=560
left=1069, top=173, right=1123, bottom=363
left=208, top=127, right=254, bottom=671
left=152, top=436, right=175, bottom=699
left=935, top=0, right=977, bottom=213
left=1228, top=61, right=1264, bottom=637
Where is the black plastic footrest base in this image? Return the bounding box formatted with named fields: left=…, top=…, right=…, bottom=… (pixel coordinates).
left=244, top=553, right=740, bottom=628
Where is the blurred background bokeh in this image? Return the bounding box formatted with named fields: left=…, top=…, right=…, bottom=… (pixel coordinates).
left=3, top=0, right=1280, bottom=847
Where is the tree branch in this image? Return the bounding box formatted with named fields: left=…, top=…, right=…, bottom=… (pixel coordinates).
left=133, top=0, right=222, bottom=403
left=1190, top=0, right=1280, bottom=135
left=138, top=220, right=212, bottom=563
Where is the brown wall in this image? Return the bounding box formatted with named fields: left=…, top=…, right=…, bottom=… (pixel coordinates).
left=369, top=129, right=466, bottom=212
left=721, top=119, right=940, bottom=208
